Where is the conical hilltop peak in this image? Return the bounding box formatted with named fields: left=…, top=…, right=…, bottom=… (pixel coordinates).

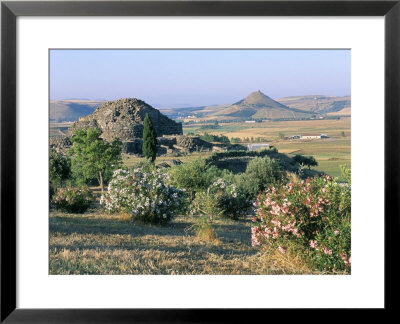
left=215, top=90, right=313, bottom=119
left=240, top=90, right=279, bottom=106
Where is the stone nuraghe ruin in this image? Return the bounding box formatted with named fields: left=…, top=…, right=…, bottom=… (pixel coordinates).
left=50, top=98, right=213, bottom=155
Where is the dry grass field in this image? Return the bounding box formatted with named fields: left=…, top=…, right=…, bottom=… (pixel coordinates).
left=49, top=211, right=316, bottom=275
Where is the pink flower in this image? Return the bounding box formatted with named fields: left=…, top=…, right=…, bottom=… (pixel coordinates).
left=334, top=230, right=340, bottom=235
left=323, top=247, right=332, bottom=255
left=309, top=240, right=318, bottom=249
left=278, top=246, right=287, bottom=254
left=251, top=227, right=261, bottom=246
left=340, top=253, right=351, bottom=266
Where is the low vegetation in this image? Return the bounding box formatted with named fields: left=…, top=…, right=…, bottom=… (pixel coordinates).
left=49, top=122, right=351, bottom=275
left=252, top=171, right=351, bottom=272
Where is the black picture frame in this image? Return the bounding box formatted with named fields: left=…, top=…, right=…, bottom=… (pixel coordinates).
left=1, top=0, right=399, bottom=322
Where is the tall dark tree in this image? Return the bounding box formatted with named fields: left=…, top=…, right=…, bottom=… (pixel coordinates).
left=142, top=113, right=157, bottom=162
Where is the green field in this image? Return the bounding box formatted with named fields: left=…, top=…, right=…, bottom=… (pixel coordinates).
left=273, top=139, right=350, bottom=178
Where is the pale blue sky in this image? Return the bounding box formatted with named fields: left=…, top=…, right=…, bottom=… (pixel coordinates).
left=50, top=49, right=350, bottom=107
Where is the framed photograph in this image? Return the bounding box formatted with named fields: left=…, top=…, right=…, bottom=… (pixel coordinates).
left=1, top=0, right=399, bottom=322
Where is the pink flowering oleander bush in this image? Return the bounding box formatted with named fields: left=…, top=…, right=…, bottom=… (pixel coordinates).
left=100, top=168, right=186, bottom=224
left=252, top=173, right=351, bottom=272
left=190, top=178, right=251, bottom=220
left=52, top=185, right=94, bottom=213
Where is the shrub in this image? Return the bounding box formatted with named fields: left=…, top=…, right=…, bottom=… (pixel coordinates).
left=236, top=156, right=285, bottom=199
left=101, top=168, right=186, bottom=224
left=130, top=159, right=156, bottom=173
left=205, top=147, right=278, bottom=164
left=168, top=158, right=221, bottom=200
left=292, top=155, right=318, bottom=169
left=49, top=183, right=55, bottom=202
left=251, top=173, right=351, bottom=273
left=230, top=137, right=241, bottom=144
left=200, top=132, right=230, bottom=144
left=190, top=178, right=251, bottom=220
left=193, top=217, right=217, bottom=242
left=49, top=150, right=71, bottom=188
left=52, top=185, right=94, bottom=213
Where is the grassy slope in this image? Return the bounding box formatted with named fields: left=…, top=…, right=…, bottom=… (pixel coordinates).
left=50, top=100, right=103, bottom=122
left=277, top=95, right=351, bottom=115
left=49, top=212, right=313, bottom=275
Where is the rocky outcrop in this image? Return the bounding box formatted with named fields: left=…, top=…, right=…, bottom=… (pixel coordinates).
left=70, top=98, right=182, bottom=142
left=121, top=135, right=213, bottom=155
left=49, top=136, right=72, bottom=154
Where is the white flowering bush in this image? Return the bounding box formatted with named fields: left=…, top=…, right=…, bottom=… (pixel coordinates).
left=101, top=168, right=186, bottom=224
left=190, top=178, right=251, bottom=220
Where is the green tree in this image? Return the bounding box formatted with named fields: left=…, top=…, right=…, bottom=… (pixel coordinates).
left=49, top=150, right=71, bottom=200
left=69, top=127, right=122, bottom=193
left=200, top=132, right=214, bottom=142
left=49, top=150, right=71, bottom=188
left=168, top=158, right=220, bottom=200
left=142, top=113, right=158, bottom=162
left=236, top=156, right=285, bottom=199
left=293, top=155, right=318, bottom=169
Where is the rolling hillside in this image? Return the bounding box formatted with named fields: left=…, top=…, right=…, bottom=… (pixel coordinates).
left=277, top=95, right=351, bottom=115
left=50, top=100, right=104, bottom=122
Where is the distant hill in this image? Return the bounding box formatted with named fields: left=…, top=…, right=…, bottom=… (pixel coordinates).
left=50, top=100, right=104, bottom=122
left=160, top=104, right=230, bottom=119
left=214, top=90, right=314, bottom=119
left=277, top=95, right=351, bottom=115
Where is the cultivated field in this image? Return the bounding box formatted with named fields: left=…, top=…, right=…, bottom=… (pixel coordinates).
left=49, top=211, right=317, bottom=275
left=183, top=117, right=351, bottom=178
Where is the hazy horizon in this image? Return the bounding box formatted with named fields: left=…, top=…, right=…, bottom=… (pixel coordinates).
left=50, top=49, right=351, bottom=107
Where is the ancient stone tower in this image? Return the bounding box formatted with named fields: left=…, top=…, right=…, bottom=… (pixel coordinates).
left=70, top=98, right=183, bottom=142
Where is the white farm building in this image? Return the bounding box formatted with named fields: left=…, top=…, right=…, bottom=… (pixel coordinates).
left=299, top=134, right=329, bottom=140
